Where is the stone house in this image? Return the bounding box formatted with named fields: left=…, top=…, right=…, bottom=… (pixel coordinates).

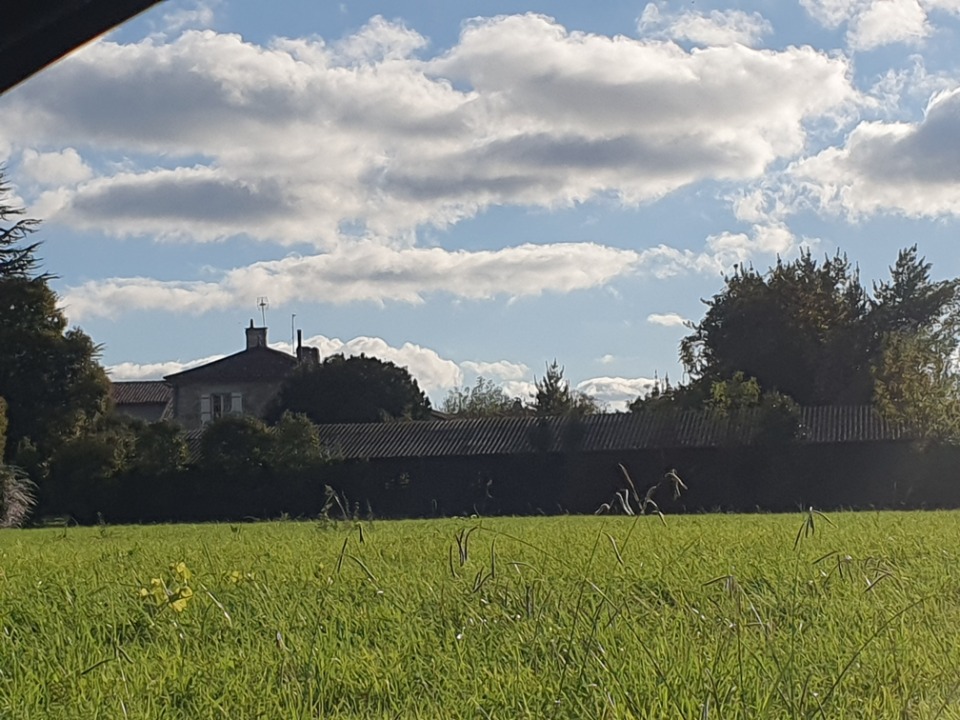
left=113, top=321, right=319, bottom=430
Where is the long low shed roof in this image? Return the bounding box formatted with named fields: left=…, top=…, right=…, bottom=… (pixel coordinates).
left=313, top=406, right=907, bottom=460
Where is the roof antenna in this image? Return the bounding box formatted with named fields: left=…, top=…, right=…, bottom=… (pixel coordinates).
left=257, top=296, right=269, bottom=326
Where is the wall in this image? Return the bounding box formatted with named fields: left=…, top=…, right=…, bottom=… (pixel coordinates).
left=171, top=379, right=284, bottom=429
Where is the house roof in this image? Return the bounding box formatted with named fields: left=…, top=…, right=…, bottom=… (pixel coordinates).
left=313, top=406, right=907, bottom=460
left=110, top=380, right=172, bottom=405
left=164, top=346, right=297, bottom=384
left=2, top=0, right=164, bottom=95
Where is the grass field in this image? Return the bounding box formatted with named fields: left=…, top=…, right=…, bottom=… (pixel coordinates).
left=1, top=511, right=960, bottom=718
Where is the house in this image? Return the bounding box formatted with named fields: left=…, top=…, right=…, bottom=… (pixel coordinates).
left=110, top=380, right=173, bottom=423
left=160, top=321, right=317, bottom=430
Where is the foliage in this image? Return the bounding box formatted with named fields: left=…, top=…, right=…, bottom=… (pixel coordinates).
left=268, top=353, right=432, bottom=424
left=0, top=175, right=110, bottom=464
left=873, top=330, right=960, bottom=443
left=870, top=247, right=960, bottom=442
left=268, top=411, right=330, bottom=473
left=128, top=420, right=189, bottom=477
left=0, top=463, right=36, bottom=528
left=199, top=415, right=275, bottom=476
left=669, top=247, right=960, bottom=442
left=441, top=377, right=525, bottom=417
left=42, top=425, right=135, bottom=521
left=534, top=360, right=599, bottom=416
left=2, top=514, right=959, bottom=717
left=681, top=250, right=873, bottom=406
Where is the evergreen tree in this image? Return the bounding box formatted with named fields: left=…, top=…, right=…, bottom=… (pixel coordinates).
left=0, top=174, right=110, bottom=465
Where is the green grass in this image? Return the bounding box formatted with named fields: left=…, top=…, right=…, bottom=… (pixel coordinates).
left=2, top=512, right=960, bottom=718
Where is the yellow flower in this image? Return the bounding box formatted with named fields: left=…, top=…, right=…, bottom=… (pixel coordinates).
left=172, top=562, right=192, bottom=582
left=170, top=586, right=193, bottom=613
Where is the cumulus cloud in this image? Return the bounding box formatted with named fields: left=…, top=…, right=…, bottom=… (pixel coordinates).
left=790, top=87, right=960, bottom=218
left=800, top=0, right=960, bottom=50
left=460, top=360, right=531, bottom=382
left=1, top=15, right=857, bottom=245
left=647, top=312, right=690, bottom=328
left=577, top=376, right=656, bottom=411
left=848, top=0, right=929, bottom=50
left=638, top=3, right=773, bottom=47
left=20, top=148, right=92, bottom=185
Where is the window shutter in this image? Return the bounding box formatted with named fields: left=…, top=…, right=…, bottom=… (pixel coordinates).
left=231, top=392, right=243, bottom=414
left=200, top=394, right=211, bottom=424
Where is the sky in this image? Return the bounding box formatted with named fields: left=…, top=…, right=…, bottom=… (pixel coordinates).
left=3, top=0, right=960, bottom=410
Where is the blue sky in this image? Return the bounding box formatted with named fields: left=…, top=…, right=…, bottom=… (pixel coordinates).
left=3, top=0, right=960, bottom=409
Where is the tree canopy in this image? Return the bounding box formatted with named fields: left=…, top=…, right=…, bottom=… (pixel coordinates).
left=268, top=353, right=432, bottom=424
left=647, top=246, right=960, bottom=440
left=441, top=377, right=525, bottom=417
left=0, top=175, right=110, bottom=464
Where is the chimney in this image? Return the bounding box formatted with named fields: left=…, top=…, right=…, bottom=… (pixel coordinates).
left=245, top=319, right=267, bottom=349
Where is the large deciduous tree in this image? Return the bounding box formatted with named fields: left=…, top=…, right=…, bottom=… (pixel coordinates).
left=0, top=175, right=110, bottom=465
left=268, top=353, right=431, bottom=424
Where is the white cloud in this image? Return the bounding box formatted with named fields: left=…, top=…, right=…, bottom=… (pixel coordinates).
left=162, top=0, right=221, bottom=33
left=577, top=376, right=655, bottom=411
left=801, top=0, right=957, bottom=50
left=20, top=148, right=92, bottom=185
left=1, top=16, right=857, bottom=246
left=61, top=241, right=645, bottom=320
left=62, top=224, right=804, bottom=323
left=460, top=360, right=531, bottom=382
left=107, top=354, right=225, bottom=380
left=638, top=3, right=773, bottom=47
left=848, top=0, right=929, bottom=50
left=706, top=223, right=797, bottom=265
left=647, top=312, right=690, bottom=328
left=304, top=335, right=463, bottom=393
left=790, top=87, right=960, bottom=218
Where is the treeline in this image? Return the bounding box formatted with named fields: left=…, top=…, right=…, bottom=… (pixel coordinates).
left=5, top=165, right=960, bottom=525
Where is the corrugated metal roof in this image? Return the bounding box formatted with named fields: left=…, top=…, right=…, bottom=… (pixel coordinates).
left=314, top=406, right=907, bottom=461
left=110, top=381, right=172, bottom=405
left=797, top=405, right=906, bottom=443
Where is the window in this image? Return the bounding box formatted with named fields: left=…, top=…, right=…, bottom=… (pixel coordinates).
left=200, top=392, right=243, bottom=424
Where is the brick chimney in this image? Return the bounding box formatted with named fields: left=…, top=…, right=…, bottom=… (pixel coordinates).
left=245, top=319, right=267, bottom=349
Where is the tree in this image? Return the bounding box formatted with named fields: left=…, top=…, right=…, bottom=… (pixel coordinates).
left=0, top=175, right=110, bottom=464
left=199, top=415, right=275, bottom=476
left=269, top=412, right=329, bottom=472
left=268, top=353, right=431, bottom=424
left=681, top=250, right=874, bottom=406
left=534, top=361, right=599, bottom=416
left=869, top=247, right=960, bottom=442
left=441, top=377, right=525, bottom=417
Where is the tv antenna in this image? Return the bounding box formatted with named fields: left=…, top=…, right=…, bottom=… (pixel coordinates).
left=257, top=296, right=269, bottom=326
